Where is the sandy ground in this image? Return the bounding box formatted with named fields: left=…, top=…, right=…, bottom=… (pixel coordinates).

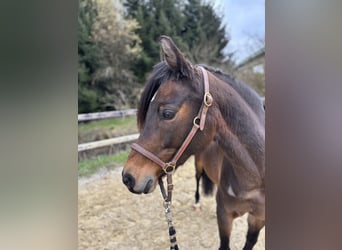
left=78, top=156, right=265, bottom=250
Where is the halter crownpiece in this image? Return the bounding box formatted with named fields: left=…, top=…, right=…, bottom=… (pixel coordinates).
left=131, top=66, right=212, bottom=250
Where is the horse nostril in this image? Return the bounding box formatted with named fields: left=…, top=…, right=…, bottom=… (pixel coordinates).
left=122, top=173, right=135, bottom=190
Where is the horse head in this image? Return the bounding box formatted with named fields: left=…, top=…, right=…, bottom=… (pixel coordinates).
left=122, top=36, right=216, bottom=194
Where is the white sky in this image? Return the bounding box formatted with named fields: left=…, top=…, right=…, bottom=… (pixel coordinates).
left=212, top=0, right=265, bottom=63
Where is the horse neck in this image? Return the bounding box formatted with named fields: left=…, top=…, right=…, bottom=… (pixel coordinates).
left=210, top=74, right=265, bottom=190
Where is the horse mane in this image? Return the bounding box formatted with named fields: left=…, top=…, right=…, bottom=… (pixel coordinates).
left=137, top=62, right=264, bottom=130
left=199, top=64, right=264, bottom=117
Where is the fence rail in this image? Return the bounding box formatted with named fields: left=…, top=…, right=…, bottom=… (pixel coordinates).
left=78, top=133, right=139, bottom=152
left=78, top=109, right=137, bottom=122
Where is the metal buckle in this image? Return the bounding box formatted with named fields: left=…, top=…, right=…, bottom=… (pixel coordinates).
left=163, top=162, right=175, bottom=174
left=163, top=200, right=171, bottom=209
left=204, top=92, right=213, bottom=107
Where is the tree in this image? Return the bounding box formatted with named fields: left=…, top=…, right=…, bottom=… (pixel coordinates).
left=124, top=0, right=187, bottom=83
left=124, top=0, right=234, bottom=82
left=78, top=0, right=142, bottom=112
left=91, top=0, right=142, bottom=110
left=78, top=0, right=102, bottom=113
left=182, top=0, right=233, bottom=69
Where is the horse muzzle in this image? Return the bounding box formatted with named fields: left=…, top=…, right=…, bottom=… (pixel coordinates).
left=122, top=171, right=155, bottom=194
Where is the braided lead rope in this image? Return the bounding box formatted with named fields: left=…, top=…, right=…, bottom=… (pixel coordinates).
left=159, top=176, right=179, bottom=250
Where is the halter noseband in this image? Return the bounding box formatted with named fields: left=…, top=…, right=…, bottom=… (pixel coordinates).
left=131, top=66, right=213, bottom=250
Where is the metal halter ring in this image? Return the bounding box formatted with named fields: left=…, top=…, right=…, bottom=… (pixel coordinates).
left=193, top=116, right=200, bottom=127
left=163, top=162, right=176, bottom=174
left=204, top=92, right=213, bottom=107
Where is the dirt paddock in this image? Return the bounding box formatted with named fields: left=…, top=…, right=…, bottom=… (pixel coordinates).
left=78, top=156, right=265, bottom=250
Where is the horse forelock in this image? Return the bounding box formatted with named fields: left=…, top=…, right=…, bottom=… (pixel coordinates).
left=137, top=62, right=198, bottom=130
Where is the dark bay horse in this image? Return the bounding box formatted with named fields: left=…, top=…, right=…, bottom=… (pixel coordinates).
left=122, top=36, right=265, bottom=250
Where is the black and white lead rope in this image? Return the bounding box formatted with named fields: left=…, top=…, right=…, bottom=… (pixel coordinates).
left=159, top=177, right=179, bottom=250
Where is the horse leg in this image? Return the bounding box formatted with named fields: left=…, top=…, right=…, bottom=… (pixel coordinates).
left=242, top=214, right=265, bottom=250
left=216, top=188, right=235, bottom=250
left=193, top=165, right=202, bottom=211
left=193, top=155, right=203, bottom=211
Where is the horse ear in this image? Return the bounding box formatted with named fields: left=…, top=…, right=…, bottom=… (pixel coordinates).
left=159, top=35, right=192, bottom=78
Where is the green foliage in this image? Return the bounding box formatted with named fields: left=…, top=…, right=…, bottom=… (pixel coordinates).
left=124, top=0, right=234, bottom=83
left=78, top=82, right=99, bottom=113
left=78, top=0, right=102, bottom=113
left=79, top=151, right=129, bottom=176
left=182, top=0, right=234, bottom=70
left=91, top=0, right=142, bottom=111
left=78, top=0, right=234, bottom=113
left=124, top=0, right=188, bottom=83
left=78, top=116, right=138, bottom=142
left=78, top=0, right=142, bottom=113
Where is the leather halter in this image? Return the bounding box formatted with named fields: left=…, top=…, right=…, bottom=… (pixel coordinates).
left=130, top=66, right=212, bottom=250
left=131, top=66, right=212, bottom=201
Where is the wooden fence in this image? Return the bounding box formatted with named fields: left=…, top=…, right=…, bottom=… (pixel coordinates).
left=78, top=109, right=139, bottom=152
left=78, top=133, right=139, bottom=152
left=78, top=109, right=137, bottom=122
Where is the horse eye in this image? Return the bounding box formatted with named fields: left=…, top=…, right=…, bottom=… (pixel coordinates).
left=162, top=109, right=175, bottom=120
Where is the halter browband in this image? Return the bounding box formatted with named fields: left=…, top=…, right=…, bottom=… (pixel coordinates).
left=131, top=66, right=212, bottom=193
left=130, top=66, right=212, bottom=250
